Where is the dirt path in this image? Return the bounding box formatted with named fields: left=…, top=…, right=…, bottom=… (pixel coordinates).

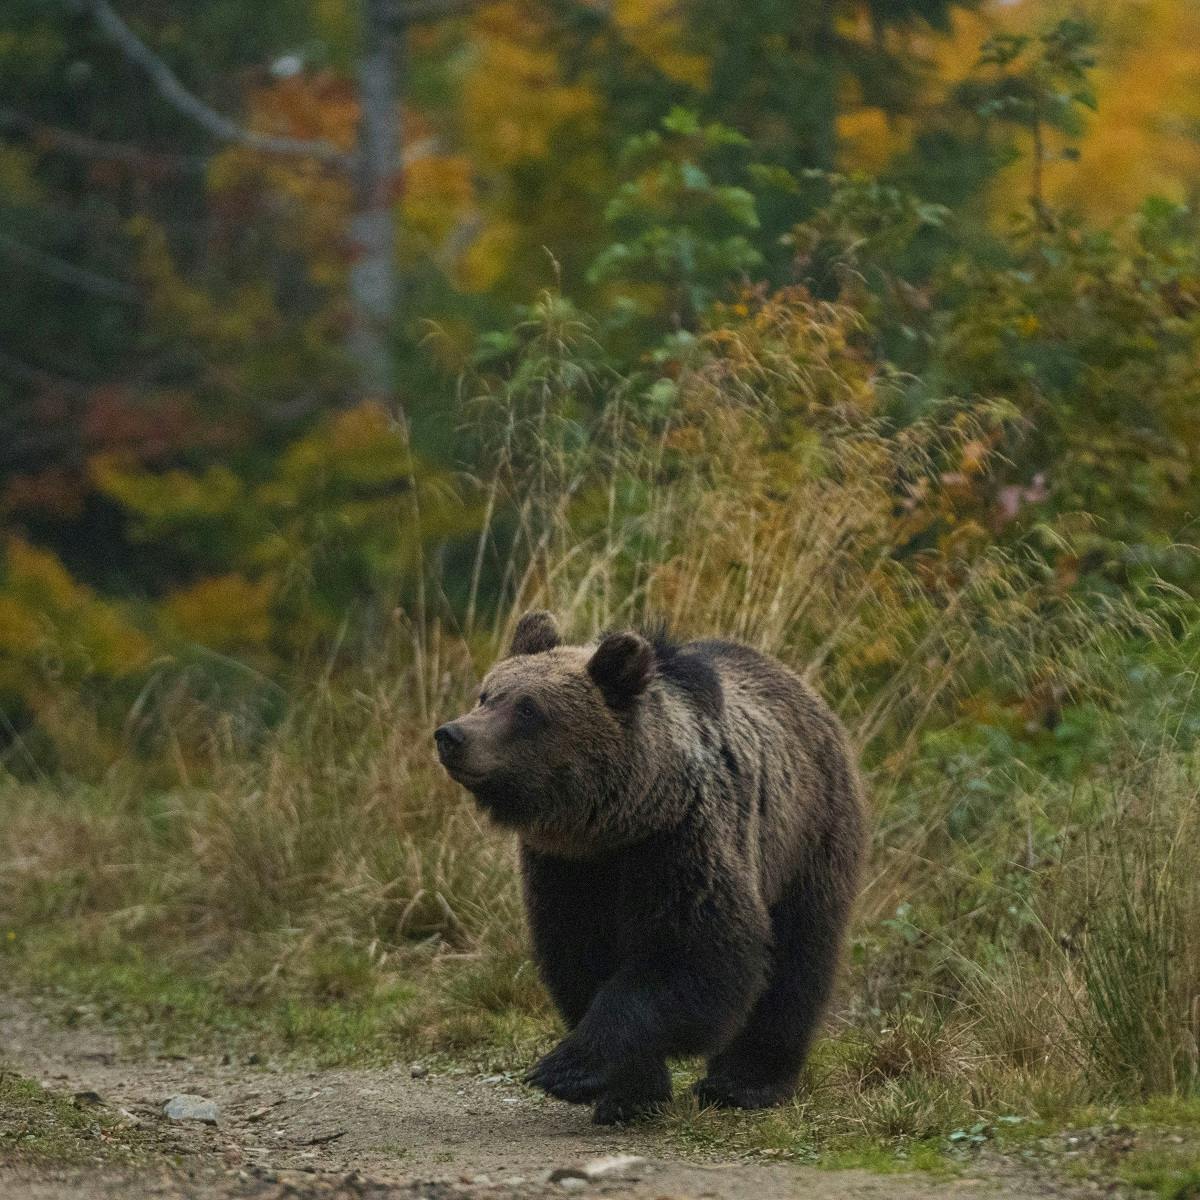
left=1, top=996, right=1105, bottom=1200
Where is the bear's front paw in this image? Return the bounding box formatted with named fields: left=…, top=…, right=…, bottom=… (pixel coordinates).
left=525, top=1039, right=607, bottom=1104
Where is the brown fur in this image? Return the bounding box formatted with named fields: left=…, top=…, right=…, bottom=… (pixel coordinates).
left=434, top=612, right=866, bottom=1124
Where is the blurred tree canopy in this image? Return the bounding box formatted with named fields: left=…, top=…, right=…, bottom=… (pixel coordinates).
left=2, top=0, right=1200, bottom=763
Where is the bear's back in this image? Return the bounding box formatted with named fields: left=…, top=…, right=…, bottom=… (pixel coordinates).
left=665, top=637, right=864, bottom=908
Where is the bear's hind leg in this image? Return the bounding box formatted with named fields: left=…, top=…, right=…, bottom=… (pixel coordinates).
left=694, top=868, right=850, bottom=1110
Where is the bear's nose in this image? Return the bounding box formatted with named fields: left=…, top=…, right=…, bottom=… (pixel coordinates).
left=434, top=722, right=466, bottom=764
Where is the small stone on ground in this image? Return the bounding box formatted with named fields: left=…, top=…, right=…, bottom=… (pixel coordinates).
left=550, top=1154, right=648, bottom=1184
left=164, top=1093, right=220, bottom=1124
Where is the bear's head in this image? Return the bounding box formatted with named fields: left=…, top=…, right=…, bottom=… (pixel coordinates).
left=433, top=611, right=664, bottom=852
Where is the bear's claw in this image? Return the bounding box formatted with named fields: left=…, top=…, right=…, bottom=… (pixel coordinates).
left=525, top=1042, right=606, bottom=1103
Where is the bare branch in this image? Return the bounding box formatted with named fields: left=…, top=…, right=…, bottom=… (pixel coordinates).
left=0, top=232, right=139, bottom=303
left=75, top=0, right=355, bottom=167
left=0, top=106, right=207, bottom=175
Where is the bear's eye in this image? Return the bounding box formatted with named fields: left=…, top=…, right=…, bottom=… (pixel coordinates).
left=515, top=698, right=540, bottom=723
left=477, top=690, right=489, bottom=706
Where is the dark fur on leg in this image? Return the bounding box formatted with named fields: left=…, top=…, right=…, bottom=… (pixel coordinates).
left=694, top=835, right=860, bottom=1109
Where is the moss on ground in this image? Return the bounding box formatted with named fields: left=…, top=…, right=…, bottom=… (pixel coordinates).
left=0, top=1070, right=160, bottom=1167
left=3, top=923, right=553, bottom=1070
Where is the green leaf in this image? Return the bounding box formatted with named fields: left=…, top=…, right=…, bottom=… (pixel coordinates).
left=661, top=106, right=700, bottom=136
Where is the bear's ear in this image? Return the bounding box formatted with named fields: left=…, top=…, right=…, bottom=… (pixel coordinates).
left=509, top=610, right=561, bottom=657
left=587, top=632, right=654, bottom=708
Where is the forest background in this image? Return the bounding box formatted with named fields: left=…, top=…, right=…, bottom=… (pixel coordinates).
left=2, top=0, right=1200, bottom=1168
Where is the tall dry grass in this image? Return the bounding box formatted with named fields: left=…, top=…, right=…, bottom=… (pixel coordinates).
left=1, top=290, right=1197, bottom=1104
left=1067, top=757, right=1200, bottom=1096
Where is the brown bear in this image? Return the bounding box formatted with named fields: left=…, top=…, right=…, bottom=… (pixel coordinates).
left=434, top=611, right=866, bottom=1125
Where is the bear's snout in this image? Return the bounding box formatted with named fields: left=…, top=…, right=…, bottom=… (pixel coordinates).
left=434, top=721, right=466, bottom=765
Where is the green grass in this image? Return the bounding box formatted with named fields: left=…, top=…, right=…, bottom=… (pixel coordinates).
left=659, top=1079, right=1200, bottom=1186
left=818, top=1142, right=952, bottom=1174
left=0, top=1070, right=160, bottom=1166
left=3, top=922, right=554, bottom=1071
left=659, top=1083, right=961, bottom=1173
left=1124, top=1156, right=1200, bottom=1200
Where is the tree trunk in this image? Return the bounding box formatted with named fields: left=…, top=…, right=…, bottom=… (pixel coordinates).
left=348, top=0, right=404, bottom=403
left=811, top=0, right=838, bottom=172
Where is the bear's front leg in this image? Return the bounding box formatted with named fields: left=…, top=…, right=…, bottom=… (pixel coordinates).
left=524, top=1033, right=609, bottom=1104
left=522, top=848, right=616, bottom=1030
left=526, top=926, right=769, bottom=1124
left=526, top=1032, right=671, bottom=1121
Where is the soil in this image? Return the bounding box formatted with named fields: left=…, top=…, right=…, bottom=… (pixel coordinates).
left=0, top=995, right=1129, bottom=1200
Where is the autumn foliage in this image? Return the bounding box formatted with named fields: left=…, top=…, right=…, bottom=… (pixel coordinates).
left=0, top=2, right=1196, bottom=777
